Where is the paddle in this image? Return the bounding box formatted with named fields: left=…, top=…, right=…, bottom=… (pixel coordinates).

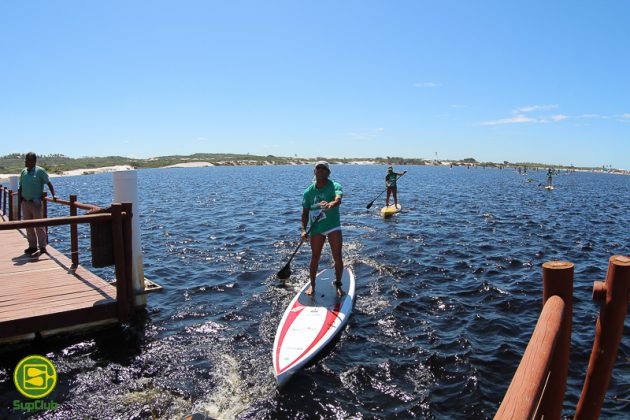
left=366, top=172, right=406, bottom=209
left=277, top=212, right=324, bottom=280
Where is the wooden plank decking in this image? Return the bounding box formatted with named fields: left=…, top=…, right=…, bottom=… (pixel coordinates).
left=0, top=213, right=119, bottom=341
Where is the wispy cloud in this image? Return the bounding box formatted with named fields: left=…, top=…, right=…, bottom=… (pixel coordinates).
left=345, top=127, right=384, bottom=140
left=450, top=104, right=467, bottom=108
left=549, top=114, right=568, bottom=122
left=482, top=104, right=630, bottom=126
left=480, top=115, right=535, bottom=126
left=196, top=137, right=208, bottom=142
left=514, top=104, right=558, bottom=113
left=482, top=104, right=570, bottom=125
left=414, top=82, right=441, bottom=88
left=482, top=114, right=571, bottom=125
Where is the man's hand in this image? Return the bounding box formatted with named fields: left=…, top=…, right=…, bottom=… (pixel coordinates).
left=320, top=200, right=339, bottom=209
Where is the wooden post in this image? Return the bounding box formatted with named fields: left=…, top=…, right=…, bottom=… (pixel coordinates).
left=538, top=261, right=574, bottom=419
left=495, top=296, right=566, bottom=419
left=42, top=191, right=48, bottom=218
left=111, top=204, right=129, bottom=322
left=7, top=190, right=13, bottom=221
left=121, top=203, right=135, bottom=315
left=1, top=186, right=4, bottom=215
left=17, top=194, right=21, bottom=220
left=42, top=191, right=48, bottom=243
left=70, top=195, right=79, bottom=266
left=575, top=255, right=630, bottom=419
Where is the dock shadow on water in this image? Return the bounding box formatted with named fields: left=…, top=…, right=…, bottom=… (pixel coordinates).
left=1, top=165, right=629, bottom=418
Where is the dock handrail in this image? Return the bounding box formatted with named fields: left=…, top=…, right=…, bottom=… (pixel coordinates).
left=40, top=192, right=102, bottom=265
left=497, top=257, right=630, bottom=418
left=575, top=255, right=630, bottom=419
left=0, top=204, right=135, bottom=321
left=495, top=295, right=566, bottom=419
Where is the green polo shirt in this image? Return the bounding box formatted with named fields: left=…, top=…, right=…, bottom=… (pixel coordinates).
left=302, top=179, right=343, bottom=235
left=386, top=173, right=399, bottom=187
left=19, top=166, right=50, bottom=200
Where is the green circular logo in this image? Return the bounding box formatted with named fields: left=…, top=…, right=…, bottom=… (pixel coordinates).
left=13, top=355, right=57, bottom=399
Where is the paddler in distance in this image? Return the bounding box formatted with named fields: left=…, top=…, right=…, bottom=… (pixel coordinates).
left=546, top=167, right=554, bottom=188
left=385, top=166, right=407, bottom=208
left=301, top=161, right=344, bottom=297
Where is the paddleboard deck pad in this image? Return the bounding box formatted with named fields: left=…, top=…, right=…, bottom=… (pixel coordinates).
left=380, top=203, right=402, bottom=217
left=273, top=267, right=355, bottom=388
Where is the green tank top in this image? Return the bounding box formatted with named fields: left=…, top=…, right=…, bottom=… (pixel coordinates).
left=302, top=179, right=343, bottom=235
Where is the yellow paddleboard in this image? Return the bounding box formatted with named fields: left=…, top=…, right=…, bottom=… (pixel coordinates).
left=380, top=204, right=402, bottom=218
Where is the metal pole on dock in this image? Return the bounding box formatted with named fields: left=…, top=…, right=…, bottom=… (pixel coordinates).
left=112, top=170, right=146, bottom=306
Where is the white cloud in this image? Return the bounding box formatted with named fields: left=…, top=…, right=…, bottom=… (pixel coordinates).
left=578, top=114, right=601, bottom=119
left=480, top=115, right=535, bottom=125
left=483, top=109, right=630, bottom=126
left=196, top=137, right=208, bottom=142
left=414, top=82, right=441, bottom=88
left=514, top=104, right=559, bottom=113
left=450, top=104, right=467, bottom=108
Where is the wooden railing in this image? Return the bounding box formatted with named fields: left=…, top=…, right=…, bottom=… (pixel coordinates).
left=0, top=185, right=13, bottom=218
left=496, top=256, right=630, bottom=419
left=495, top=296, right=565, bottom=418
left=40, top=192, right=100, bottom=266
left=0, top=203, right=135, bottom=322
left=0, top=186, right=101, bottom=266
left=575, top=255, right=630, bottom=419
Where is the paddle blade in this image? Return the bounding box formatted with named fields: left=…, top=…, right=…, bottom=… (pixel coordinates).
left=277, top=263, right=291, bottom=280
left=366, top=201, right=374, bottom=209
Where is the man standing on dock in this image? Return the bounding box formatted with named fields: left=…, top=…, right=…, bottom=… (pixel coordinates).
left=301, top=161, right=344, bottom=297
left=18, top=152, right=56, bottom=254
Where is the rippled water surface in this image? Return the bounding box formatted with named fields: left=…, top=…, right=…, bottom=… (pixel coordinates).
left=1, top=165, right=629, bottom=419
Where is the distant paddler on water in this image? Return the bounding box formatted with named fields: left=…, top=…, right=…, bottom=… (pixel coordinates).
left=366, top=167, right=407, bottom=209
left=546, top=168, right=554, bottom=190
left=385, top=166, right=407, bottom=208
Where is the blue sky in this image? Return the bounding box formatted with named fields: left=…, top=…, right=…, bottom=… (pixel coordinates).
left=1, top=1, right=629, bottom=168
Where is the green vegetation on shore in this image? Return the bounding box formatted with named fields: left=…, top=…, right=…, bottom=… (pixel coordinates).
left=0, top=152, right=618, bottom=175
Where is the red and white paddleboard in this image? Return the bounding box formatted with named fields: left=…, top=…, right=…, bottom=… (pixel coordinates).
left=272, top=267, right=355, bottom=388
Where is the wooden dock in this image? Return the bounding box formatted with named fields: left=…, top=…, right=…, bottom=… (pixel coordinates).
left=0, top=189, right=136, bottom=343
left=0, top=220, right=118, bottom=342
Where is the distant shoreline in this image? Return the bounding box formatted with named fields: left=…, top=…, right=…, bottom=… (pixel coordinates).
left=1, top=159, right=628, bottom=183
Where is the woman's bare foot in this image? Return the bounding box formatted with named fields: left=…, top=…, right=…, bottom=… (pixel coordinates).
left=306, top=286, right=314, bottom=296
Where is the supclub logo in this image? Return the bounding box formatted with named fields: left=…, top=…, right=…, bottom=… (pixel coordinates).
left=13, top=355, right=58, bottom=402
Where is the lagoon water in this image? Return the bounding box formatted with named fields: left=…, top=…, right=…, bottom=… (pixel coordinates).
left=1, top=165, right=629, bottom=419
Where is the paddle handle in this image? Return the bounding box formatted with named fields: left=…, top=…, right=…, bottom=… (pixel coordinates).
left=284, top=211, right=324, bottom=265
